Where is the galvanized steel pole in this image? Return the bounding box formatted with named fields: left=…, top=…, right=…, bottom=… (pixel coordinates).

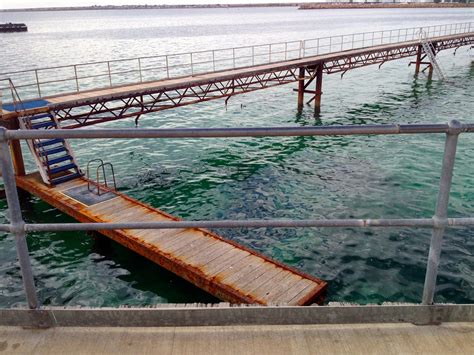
left=0, top=128, right=38, bottom=309
left=422, top=120, right=461, bottom=305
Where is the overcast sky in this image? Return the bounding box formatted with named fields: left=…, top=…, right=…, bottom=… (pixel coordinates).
left=1, top=0, right=319, bottom=10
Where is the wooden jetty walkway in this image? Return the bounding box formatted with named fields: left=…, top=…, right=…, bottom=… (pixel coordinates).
left=16, top=172, right=327, bottom=305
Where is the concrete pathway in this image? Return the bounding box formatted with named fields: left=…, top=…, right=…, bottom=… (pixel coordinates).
left=0, top=322, right=473, bottom=354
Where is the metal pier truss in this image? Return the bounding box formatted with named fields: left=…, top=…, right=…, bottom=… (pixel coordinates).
left=0, top=23, right=473, bottom=128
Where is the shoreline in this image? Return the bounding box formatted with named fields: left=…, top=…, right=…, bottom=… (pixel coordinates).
left=4, top=4, right=296, bottom=13
left=1, top=3, right=472, bottom=13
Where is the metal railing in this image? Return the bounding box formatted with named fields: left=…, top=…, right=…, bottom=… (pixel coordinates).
left=0, top=120, right=473, bottom=309
left=0, top=22, right=472, bottom=103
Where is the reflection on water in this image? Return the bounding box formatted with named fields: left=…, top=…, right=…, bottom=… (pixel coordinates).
left=1, top=8, right=473, bottom=307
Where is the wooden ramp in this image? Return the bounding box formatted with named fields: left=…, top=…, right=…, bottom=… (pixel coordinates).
left=17, top=173, right=327, bottom=305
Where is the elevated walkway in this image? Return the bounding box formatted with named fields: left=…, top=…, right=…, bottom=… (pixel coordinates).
left=1, top=32, right=473, bottom=128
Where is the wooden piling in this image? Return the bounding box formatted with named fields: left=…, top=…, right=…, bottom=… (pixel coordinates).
left=10, top=120, right=25, bottom=176
left=415, top=45, right=422, bottom=75
left=297, top=67, right=305, bottom=112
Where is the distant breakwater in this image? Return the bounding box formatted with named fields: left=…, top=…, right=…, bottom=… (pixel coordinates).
left=299, top=3, right=474, bottom=10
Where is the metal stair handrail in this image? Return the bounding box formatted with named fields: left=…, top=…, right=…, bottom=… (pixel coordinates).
left=87, top=159, right=117, bottom=196
left=419, top=30, right=446, bottom=80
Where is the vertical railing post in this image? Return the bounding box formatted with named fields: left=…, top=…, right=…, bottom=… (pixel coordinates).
left=73, top=65, right=79, bottom=92
left=0, top=128, right=39, bottom=309
left=252, top=46, right=255, bottom=66
left=285, top=42, right=288, bottom=61
left=233, top=48, right=236, bottom=69
left=421, top=120, right=462, bottom=305
left=212, top=50, right=216, bottom=72
left=107, top=62, right=112, bottom=87
left=190, top=53, right=194, bottom=76
left=165, top=55, right=170, bottom=79
left=34, top=69, right=41, bottom=98
left=138, top=58, right=143, bottom=83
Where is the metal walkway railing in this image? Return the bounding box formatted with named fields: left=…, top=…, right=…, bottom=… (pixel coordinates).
left=0, top=120, right=473, bottom=310
left=0, top=22, right=472, bottom=102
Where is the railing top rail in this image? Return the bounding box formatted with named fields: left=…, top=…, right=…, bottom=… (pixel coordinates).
left=2, top=121, right=473, bottom=140
left=0, top=21, right=472, bottom=78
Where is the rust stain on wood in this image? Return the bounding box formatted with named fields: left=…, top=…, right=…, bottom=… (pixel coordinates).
left=17, top=173, right=327, bottom=305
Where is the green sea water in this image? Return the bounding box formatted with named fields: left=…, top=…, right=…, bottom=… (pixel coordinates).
left=0, top=8, right=473, bottom=307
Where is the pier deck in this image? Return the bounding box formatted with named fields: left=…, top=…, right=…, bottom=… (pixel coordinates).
left=16, top=173, right=326, bottom=305
left=2, top=32, right=473, bottom=128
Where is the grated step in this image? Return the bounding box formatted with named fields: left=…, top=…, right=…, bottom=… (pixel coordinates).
left=49, top=163, right=77, bottom=175
left=45, top=155, right=72, bottom=165
left=51, top=172, right=82, bottom=186
left=39, top=146, right=67, bottom=156
left=31, top=121, right=56, bottom=129
left=35, top=138, right=64, bottom=148
left=30, top=113, right=53, bottom=121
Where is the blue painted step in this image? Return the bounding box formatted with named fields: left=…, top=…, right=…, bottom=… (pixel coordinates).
left=39, top=146, right=67, bottom=156
left=30, top=113, right=53, bottom=121
left=49, top=163, right=77, bottom=175
left=35, top=139, right=64, bottom=148
left=51, top=172, right=82, bottom=185
left=46, top=155, right=72, bottom=165
left=31, top=121, right=56, bottom=129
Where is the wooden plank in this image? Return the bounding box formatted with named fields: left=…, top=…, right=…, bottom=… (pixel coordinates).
left=270, top=279, right=315, bottom=305
left=171, top=236, right=224, bottom=264
left=220, top=256, right=272, bottom=286
left=200, top=249, right=251, bottom=277
left=88, top=199, right=138, bottom=216
left=158, top=230, right=206, bottom=254
left=142, top=228, right=187, bottom=244
left=184, top=240, right=236, bottom=267
left=254, top=272, right=303, bottom=304
left=107, top=207, right=151, bottom=222
left=247, top=270, right=298, bottom=301
left=152, top=229, right=201, bottom=251
left=92, top=204, right=141, bottom=220
left=57, top=178, right=88, bottom=192
left=172, top=236, right=221, bottom=259
left=233, top=264, right=283, bottom=295
left=214, top=254, right=261, bottom=282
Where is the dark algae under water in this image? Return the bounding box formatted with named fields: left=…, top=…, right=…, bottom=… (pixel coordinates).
left=1, top=8, right=473, bottom=307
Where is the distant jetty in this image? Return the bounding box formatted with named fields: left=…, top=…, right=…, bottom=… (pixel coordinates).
left=0, top=23, right=27, bottom=32
left=299, top=3, right=474, bottom=10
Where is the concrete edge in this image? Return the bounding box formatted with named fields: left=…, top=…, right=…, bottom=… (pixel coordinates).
left=0, top=304, right=473, bottom=328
